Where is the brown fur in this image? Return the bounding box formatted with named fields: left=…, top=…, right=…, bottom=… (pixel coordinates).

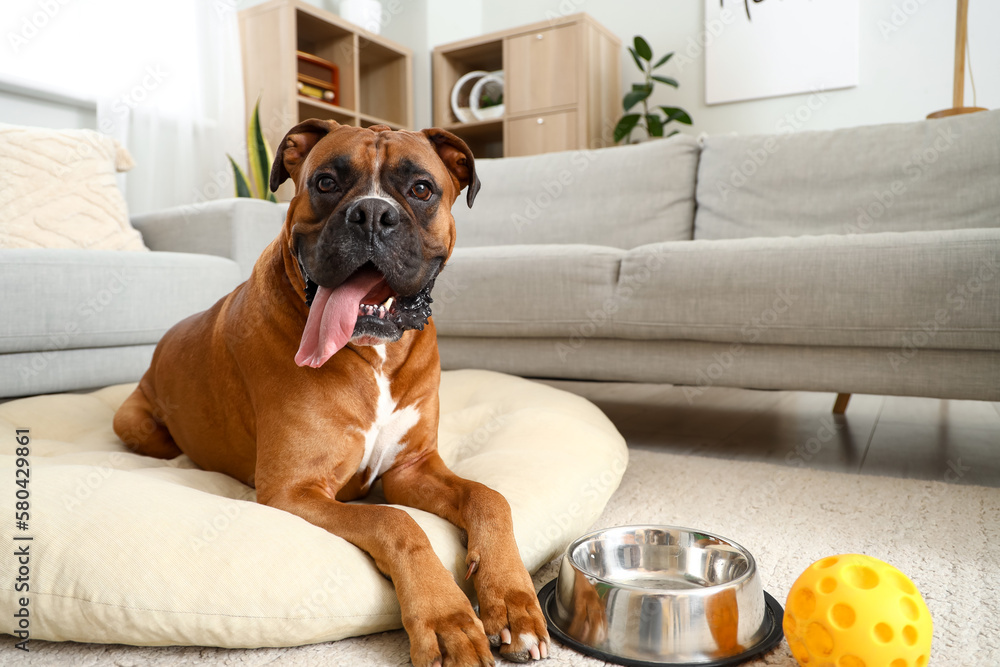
left=113, top=123, right=548, bottom=666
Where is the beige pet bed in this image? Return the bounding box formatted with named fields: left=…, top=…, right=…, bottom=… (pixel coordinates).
left=0, top=369, right=626, bottom=648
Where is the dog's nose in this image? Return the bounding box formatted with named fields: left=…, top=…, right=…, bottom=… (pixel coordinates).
left=346, top=197, right=399, bottom=231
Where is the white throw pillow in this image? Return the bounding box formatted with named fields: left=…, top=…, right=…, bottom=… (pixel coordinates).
left=0, top=369, right=627, bottom=648
left=0, top=123, right=147, bottom=251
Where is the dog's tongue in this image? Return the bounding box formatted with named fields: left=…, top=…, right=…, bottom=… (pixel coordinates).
left=295, top=268, right=385, bottom=368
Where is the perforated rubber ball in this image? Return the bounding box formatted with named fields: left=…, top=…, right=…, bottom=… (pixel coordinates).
left=783, top=554, right=932, bottom=667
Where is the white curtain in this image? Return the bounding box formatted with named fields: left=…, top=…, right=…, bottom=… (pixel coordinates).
left=0, top=0, right=246, bottom=215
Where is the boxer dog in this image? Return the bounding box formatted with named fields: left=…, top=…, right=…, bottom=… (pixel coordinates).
left=113, top=120, right=549, bottom=666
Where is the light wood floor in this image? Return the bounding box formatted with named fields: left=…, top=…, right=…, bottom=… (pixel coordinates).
left=538, top=380, right=1000, bottom=488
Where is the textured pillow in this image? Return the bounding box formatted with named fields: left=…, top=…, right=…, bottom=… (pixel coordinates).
left=0, top=123, right=146, bottom=250
left=0, top=369, right=627, bottom=648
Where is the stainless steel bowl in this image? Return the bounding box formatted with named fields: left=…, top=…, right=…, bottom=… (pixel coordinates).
left=542, top=525, right=782, bottom=666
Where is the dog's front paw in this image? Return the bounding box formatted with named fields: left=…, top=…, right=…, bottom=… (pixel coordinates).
left=470, top=552, right=549, bottom=662
left=405, top=584, right=494, bottom=667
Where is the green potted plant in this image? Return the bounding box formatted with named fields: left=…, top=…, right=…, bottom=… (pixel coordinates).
left=228, top=96, right=277, bottom=202
left=614, top=36, right=692, bottom=144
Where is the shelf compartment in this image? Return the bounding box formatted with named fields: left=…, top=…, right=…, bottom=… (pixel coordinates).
left=296, top=7, right=356, bottom=112
left=443, top=118, right=504, bottom=160
left=298, top=96, right=356, bottom=126
left=433, top=40, right=503, bottom=127
left=358, top=37, right=409, bottom=127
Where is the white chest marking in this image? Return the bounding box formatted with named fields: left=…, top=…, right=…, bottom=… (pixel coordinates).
left=357, top=367, right=420, bottom=485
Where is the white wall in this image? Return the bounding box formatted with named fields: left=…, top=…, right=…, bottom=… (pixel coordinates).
left=470, top=0, right=998, bottom=136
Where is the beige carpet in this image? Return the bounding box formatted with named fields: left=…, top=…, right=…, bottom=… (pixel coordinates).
left=4, top=449, right=998, bottom=666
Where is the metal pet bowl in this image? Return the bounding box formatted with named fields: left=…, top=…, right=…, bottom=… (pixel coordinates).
left=538, top=526, right=784, bottom=667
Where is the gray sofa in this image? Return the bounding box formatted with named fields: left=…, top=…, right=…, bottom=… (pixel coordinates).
left=0, top=200, right=283, bottom=398
left=435, top=109, right=1000, bottom=401
left=2, top=111, right=997, bottom=401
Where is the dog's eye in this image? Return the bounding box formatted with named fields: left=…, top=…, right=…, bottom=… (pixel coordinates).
left=409, top=182, right=432, bottom=201
left=316, top=176, right=337, bottom=193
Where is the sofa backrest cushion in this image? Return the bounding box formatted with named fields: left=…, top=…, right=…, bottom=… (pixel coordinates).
left=454, top=134, right=700, bottom=249
left=694, top=109, right=1000, bottom=240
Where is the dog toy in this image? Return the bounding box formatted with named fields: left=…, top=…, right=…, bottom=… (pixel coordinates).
left=783, top=554, right=932, bottom=667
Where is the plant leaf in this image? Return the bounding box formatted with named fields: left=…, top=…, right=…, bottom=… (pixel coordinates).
left=623, top=88, right=651, bottom=112
left=632, top=83, right=653, bottom=92
left=628, top=46, right=644, bottom=72
left=660, top=106, right=693, bottom=125
left=613, top=114, right=641, bottom=143
left=652, top=75, right=679, bottom=88
left=228, top=154, right=254, bottom=198
left=653, top=52, right=674, bottom=69
left=633, top=36, right=652, bottom=61
left=247, top=95, right=274, bottom=200
left=668, top=130, right=680, bottom=137
left=646, top=114, right=664, bottom=137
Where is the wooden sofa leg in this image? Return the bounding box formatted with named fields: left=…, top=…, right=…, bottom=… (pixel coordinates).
left=833, top=393, right=851, bottom=414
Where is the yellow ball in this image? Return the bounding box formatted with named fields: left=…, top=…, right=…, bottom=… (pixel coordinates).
left=783, top=554, right=932, bottom=667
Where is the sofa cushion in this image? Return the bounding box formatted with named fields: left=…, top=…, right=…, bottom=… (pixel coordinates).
left=131, top=199, right=288, bottom=281
left=694, top=109, right=1000, bottom=240
left=432, top=245, right=624, bottom=338
left=0, top=123, right=146, bottom=251
left=611, top=228, right=1000, bottom=350
left=0, top=249, right=241, bottom=355
left=0, top=344, right=156, bottom=399
left=454, top=135, right=699, bottom=249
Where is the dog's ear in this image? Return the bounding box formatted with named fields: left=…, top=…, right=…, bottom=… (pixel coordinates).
left=270, top=119, right=338, bottom=192
left=422, top=128, right=480, bottom=208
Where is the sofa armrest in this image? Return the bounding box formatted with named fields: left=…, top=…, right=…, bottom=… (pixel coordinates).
left=130, top=198, right=287, bottom=281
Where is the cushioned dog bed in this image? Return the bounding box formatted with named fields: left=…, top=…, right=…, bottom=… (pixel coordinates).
left=0, top=369, right=626, bottom=648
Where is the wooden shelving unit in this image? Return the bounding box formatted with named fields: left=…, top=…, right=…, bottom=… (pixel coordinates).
left=433, top=13, right=620, bottom=159
left=239, top=0, right=413, bottom=198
